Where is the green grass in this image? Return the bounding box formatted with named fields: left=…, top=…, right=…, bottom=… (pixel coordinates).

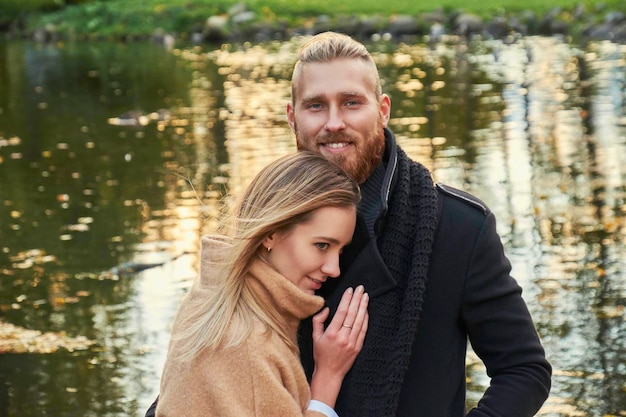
left=7, top=0, right=626, bottom=38
left=202, top=0, right=620, bottom=16
left=1, top=0, right=60, bottom=17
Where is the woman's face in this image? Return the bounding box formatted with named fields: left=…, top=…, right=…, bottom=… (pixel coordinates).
left=264, top=205, right=356, bottom=294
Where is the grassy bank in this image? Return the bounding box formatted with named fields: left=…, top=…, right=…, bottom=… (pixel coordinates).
left=3, top=0, right=626, bottom=39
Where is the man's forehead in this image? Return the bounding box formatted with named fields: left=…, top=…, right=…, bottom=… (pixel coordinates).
left=298, top=58, right=372, bottom=75
left=299, top=90, right=368, bottom=104
left=295, top=60, right=376, bottom=98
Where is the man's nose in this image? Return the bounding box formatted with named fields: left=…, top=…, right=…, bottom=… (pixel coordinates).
left=324, top=106, right=345, bottom=131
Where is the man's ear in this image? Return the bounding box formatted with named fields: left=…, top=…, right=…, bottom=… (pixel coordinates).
left=380, top=94, right=391, bottom=127
left=286, top=102, right=296, bottom=133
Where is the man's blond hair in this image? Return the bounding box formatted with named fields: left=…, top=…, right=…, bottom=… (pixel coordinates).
left=291, top=32, right=382, bottom=101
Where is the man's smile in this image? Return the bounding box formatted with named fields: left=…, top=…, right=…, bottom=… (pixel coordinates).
left=325, top=143, right=350, bottom=149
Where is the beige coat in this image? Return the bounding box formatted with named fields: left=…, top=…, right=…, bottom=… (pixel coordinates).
left=157, top=236, right=326, bottom=417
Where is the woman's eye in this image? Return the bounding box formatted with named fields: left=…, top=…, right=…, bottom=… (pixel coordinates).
left=315, top=243, right=329, bottom=250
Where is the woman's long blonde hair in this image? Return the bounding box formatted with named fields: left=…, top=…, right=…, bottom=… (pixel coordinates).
left=175, top=151, right=360, bottom=361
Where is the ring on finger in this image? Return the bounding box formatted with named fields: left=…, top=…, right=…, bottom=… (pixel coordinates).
left=342, top=324, right=353, bottom=329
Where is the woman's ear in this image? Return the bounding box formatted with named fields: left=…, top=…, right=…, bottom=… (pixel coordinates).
left=262, top=233, right=275, bottom=251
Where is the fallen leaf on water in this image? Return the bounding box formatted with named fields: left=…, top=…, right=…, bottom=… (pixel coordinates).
left=0, top=320, right=96, bottom=354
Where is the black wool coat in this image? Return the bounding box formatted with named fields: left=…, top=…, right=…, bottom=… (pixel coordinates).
left=299, top=129, right=551, bottom=417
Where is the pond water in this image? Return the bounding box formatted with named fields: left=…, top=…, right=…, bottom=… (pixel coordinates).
left=0, top=36, right=624, bottom=416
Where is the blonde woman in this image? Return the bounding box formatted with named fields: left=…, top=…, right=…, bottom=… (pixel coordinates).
left=156, top=151, right=369, bottom=417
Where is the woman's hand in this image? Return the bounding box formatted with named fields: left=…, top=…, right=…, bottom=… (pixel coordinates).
left=309, top=285, right=369, bottom=408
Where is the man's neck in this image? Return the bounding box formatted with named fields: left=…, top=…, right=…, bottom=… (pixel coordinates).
left=358, top=160, right=386, bottom=237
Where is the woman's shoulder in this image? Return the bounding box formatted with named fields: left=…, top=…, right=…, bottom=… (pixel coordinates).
left=197, top=234, right=233, bottom=286
left=209, top=323, right=296, bottom=373
left=201, top=234, right=232, bottom=261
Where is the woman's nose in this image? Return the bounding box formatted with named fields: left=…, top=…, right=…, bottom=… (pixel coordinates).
left=320, top=254, right=341, bottom=278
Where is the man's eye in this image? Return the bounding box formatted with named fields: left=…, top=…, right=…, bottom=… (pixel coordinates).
left=315, top=243, right=329, bottom=250
left=308, top=103, right=323, bottom=110
left=345, top=100, right=359, bottom=106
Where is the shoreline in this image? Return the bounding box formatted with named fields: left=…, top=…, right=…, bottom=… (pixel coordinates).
left=3, top=4, right=626, bottom=45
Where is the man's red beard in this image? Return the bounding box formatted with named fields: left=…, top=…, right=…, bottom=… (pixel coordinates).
left=294, top=120, right=385, bottom=184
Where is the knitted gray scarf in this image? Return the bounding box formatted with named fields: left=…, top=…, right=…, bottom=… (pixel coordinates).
left=341, top=147, right=439, bottom=417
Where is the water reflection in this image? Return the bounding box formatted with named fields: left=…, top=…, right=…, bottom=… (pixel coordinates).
left=0, top=36, right=624, bottom=416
